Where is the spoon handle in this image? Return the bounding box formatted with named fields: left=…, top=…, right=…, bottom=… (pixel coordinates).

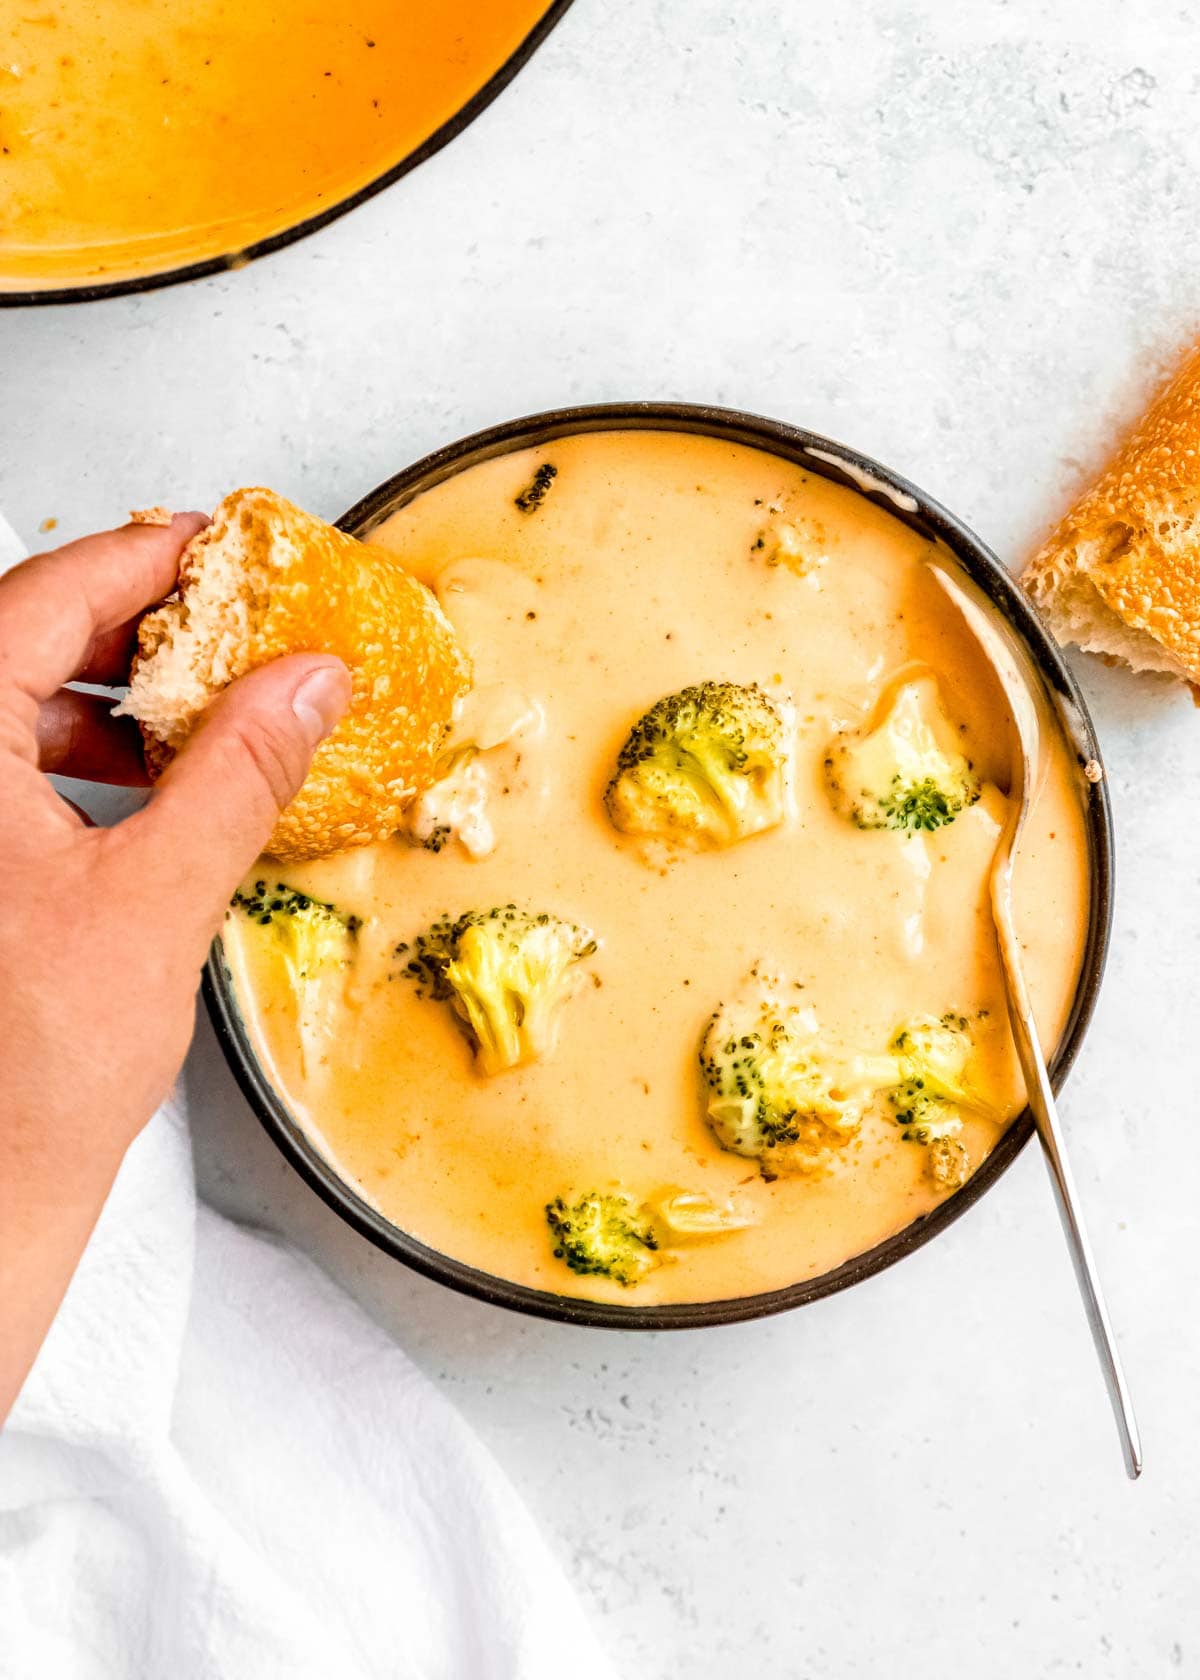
left=994, top=895, right=1143, bottom=1480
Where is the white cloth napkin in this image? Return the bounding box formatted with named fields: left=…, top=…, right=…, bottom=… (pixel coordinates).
left=0, top=518, right=617, bottom=1680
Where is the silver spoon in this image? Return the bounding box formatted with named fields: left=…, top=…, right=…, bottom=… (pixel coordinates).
left=928, top=556, right=1142, bottom=1481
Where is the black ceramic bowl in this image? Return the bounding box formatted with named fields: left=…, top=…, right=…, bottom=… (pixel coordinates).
left=1, top=1, right=573, bottom=308
left=204, top=402, right=1114, bottom=1329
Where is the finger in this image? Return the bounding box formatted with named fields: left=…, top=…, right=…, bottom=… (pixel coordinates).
left=75, top=618, right=144, bottom=687
left=60, top=795, right=96, bottom=827
left=36, top=689, right=152, bottom=785
left=68, top=610, right=158, bottom=689
left=115, top=655, right=351, bottom=951
left=0, top=513, right=208, bottom=703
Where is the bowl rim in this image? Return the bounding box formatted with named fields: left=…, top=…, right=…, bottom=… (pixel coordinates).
left=0, top=0, right=574, bottom=309
left=202, top=400, right=1114, bottom=1330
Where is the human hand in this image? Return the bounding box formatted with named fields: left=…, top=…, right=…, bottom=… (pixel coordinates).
left=0, top=514, right=351, bottom=1422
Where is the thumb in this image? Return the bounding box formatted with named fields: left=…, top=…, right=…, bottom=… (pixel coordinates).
left=119, top=654, right=351, bottom=940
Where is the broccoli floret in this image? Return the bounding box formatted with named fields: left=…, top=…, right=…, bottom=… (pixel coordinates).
left=230, top=880, right=360, bottom=1074
left=544, top=1186, right=756, bottom=1286
left=514, top=461, right=557, bottom=513
left=824, top=674, right=981, bottom=833
left=231, top=880, right=361, bottom=970
left=885, top=1012, right=981, bottom=1142
left=400, top=904, right=596, bottom=1075
left=699, top=984, right=867, bottom=1178
left=545, top=1191, right=660, bottom=1285
left=605, top=681, right=788, bottom=849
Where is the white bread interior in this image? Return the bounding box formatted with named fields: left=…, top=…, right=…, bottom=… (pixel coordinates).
left=118, top=500, right=268, bottom=749
left=1024, top=532, right=1192, bottom=681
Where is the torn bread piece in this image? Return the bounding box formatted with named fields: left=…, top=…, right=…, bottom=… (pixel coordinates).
left=120, top=487, right=472, bottom=861
left=1022, top=342, right=1200, bottom=686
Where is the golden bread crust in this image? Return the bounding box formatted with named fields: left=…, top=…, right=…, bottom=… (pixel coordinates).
left=1023, top=342, right=1200, bottom=684
left=130, top=488, right=471, bottom=861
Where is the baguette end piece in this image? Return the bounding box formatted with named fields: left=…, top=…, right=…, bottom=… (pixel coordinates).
left=1021, top=342, right=1200, bottom=688
left=122, top=487, right=471, bottom=862
left=1022, top=531, right=1195, bottom=682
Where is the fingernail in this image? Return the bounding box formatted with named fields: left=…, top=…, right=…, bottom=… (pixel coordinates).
left=291, top=663, right=351, bottom=746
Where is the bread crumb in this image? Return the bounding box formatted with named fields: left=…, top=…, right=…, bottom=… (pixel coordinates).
left=1083, top=758, right=1104, bottom=783
left=130, top=505, right=174, bottom=527
left=38, top=516, right=57, bottom=533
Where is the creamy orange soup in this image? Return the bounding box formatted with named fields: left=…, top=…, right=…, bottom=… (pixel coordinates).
left=0, top=0, right=555, bottom=289
left=223, top=431, right=1093, bottom=1306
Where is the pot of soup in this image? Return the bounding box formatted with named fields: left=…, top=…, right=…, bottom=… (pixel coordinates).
left=205, top=403, right=1112, bottom=1328
left=0, top=0, right=572, bottom=301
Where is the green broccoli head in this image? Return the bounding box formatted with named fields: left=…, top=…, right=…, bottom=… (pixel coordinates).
left=399, top=905, right=597, bottom=1076
left=545, top=1191, right=660, bottom=1286
left=605, top=680, right=788, bottom=849
left=231, top=881, right=360, bottom=1074
left=233, top=880, right=361, bottom=965
left=886, top=1011, right=980, bottom=1142
left=699, top=983, right=866, bottom=1178
left=824, top=674, right=981, bottom=833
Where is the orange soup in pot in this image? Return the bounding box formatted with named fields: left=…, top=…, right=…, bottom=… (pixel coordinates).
left=0, top=0, right=557, bottom=289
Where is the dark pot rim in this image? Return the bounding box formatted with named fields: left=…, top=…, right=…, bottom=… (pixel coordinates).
left=202, top=401, right=1114, bottom=1331
left=0, top=0, right=574, bottom=309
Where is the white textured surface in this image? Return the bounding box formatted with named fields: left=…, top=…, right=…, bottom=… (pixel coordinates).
left=2, top=1, right=1197, bottom=1672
